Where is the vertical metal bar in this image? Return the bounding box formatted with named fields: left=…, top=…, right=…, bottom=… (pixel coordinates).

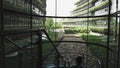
left=54, top=0, right=57, bottom=47
left=115, top=0, right=118, bottom=43
left=68, top=61, right=70, bottom=68
left=86, top=0, right=90, bottom=68
left=37, top=32, right=42, bottom=68
left=114, top=0, right=118, bottom=68
left=18, top=51, right=22, bottom=68
left=106, top=0, right=111, bottom=68
left=55, top=0, right=57, bottom=41
left=64, top=60, right=67, bottom=68
left=0, top=0, right=5, bottom=68
left=56, top=54, right=60, bottom=68
left=54, top=0, right=58, bottom=41
left=30, top=0, right=33, bottom=68
left=55, top=0, right=60, bottom=67
left=114, top=46, right=117, bottom=68
left=117, top=16, right=120, bottom=68
left=83, top=54, right=85, bottom=68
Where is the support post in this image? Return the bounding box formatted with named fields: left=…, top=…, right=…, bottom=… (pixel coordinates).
left=106, top=0, right=111, bottom=68
left=37, top=32, right=42, bottom=68
left=0, top=0, right=5, bottom=68
left=56, top=54, right=60, bottom=68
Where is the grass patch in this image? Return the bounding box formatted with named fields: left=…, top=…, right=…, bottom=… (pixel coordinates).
left=81, top=34, right=107, bottom=67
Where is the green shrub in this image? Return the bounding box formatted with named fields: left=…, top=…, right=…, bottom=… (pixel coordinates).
left=103, top=28, right=114, bottom=36
left=65, top=27, right=90, bottom=34
left=90, top=27, right=114, bottom=36
left=90, top=27, right=105, bottom=34
left=65, top=29, right=75, bottom=34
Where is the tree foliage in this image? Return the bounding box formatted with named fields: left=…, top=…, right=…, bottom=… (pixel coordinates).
left=45, top=18, right=54, bottom=30
left=54, top=22, right=62, bottom=29
left=45, top=18, right=62, bottom=30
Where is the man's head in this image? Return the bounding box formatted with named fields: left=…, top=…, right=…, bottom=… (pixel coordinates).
left=75, top=56, right=83, bottom=64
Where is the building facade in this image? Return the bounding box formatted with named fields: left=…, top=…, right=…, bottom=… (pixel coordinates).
left=62, top=0, right=117, bottom=28
left=62, top=0, right=120, bottom=68
left=0, top=0, right=46, bottom=68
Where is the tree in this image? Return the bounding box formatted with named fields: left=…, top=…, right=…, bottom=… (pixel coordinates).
left=45, top=18, right=63, bottom=30
left=45, top=18, right=54, bottom=31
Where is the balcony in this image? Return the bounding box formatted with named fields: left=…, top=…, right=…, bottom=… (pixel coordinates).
left=73, top=0, right=98, bottom=11
left=73, top=0, right=109, bottom=16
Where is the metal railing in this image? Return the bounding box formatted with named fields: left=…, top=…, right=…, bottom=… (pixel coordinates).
left=0, top=29, right=64, bottom=68
left=0, top=28, right=105, bottom=68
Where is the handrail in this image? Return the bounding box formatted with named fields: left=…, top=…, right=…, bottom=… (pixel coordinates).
left=0, top=28, right=65, bottom=68
left=1, top=29, right=43, bottom=68
left=0, top=28, right=61, bottom=55
left=5, top=36, right=114, bottom=56
left=5, top=42, right=34, bottom=55
left=42, top=41, right=114, bottom=53
left=2, top=36, right=38, bottom=60
left=3, top=28, right=44, bottom=36
left=4, top=8, right=118, bottom=19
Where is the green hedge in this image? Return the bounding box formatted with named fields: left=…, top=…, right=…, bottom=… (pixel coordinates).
left=90, top=27, right=114, bottom=35
left=65, top=27, right=90, bottom=34
left=90, top=27, right=105, bottom=34
left=64, top=27, right=114, bottom=35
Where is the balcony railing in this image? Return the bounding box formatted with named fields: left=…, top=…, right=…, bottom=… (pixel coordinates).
left=74, top=0, right=98, bottom=11
left=73, top=0, right=109, bottom=16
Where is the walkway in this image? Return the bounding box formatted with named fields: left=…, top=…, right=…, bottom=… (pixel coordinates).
left=57, top=34, right=91, bottom=65
left=44, top=34, right=99, bottom=68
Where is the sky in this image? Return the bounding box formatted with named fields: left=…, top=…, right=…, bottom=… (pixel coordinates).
left=46, top=0, right=75, bottom=16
